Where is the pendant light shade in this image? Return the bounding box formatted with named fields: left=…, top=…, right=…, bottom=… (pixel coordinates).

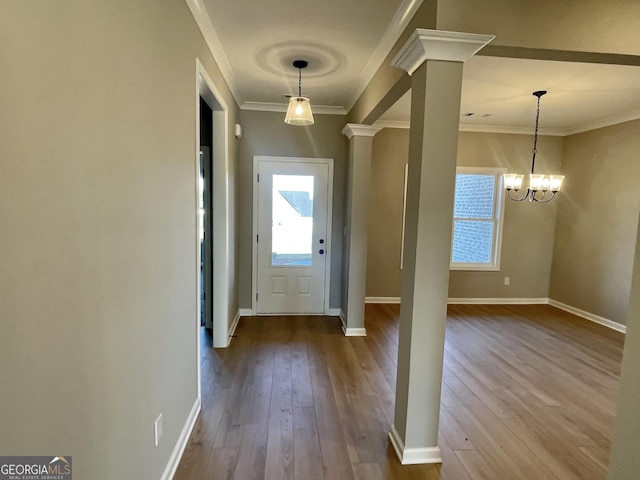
left=285, top=96, right=314, bottom=125
left=284, top=60, right=314, bottom=126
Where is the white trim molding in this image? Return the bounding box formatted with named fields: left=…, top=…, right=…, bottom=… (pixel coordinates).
left=366, top=296, right=402, bottom=304
left=160, top=397, right=201, bottom=480
left=447, top=297, right=548, bottom=305
left=228, top=311, right=241, bottom=346
left=342, top=326, right=367, bottom=337
left=548, top=299, right=627, bottom=333
left=341, top=123, right=382, bottom=139
left=185, top=1, right=238, bottom=100
left=344, top=0, right=424, bottom=112
left=392, top=29, right=495, bottom=75
left=238, top=308, right=254, bottom=317
left=339, top=311, right=367, bottom=336
left=388, top=425, right=442, bottom=465
left=240, top=101, right=347, bottom=115
left=327, top=308, right=341, bottom=316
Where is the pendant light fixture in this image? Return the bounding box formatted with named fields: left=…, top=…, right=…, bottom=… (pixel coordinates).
left=284, top=60, right=314, bottom=126
left=503, top=91, right=564, bottom=203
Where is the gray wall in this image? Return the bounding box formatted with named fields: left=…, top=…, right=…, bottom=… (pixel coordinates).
left=0, top=1, right=238, bottom=479
left=366, top=129, right=561, bottom=299
left=237, top=110, right=348, bottom=310
left=550, top=120, right=640, bottom=325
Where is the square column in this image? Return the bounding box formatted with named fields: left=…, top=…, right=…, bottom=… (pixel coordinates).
left=388, top=29, right=494, bottom=464
left=341, top=124, right=381, bottom=336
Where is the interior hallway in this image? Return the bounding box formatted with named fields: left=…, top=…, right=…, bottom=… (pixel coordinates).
left=175, top=304, right=624, bottom=479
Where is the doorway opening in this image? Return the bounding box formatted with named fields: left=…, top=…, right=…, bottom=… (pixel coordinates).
left=199, top=98, right=213, bottom=334
left=252, top=156, right=334, bottom=315
left=195, top=59, right=232, bottom=404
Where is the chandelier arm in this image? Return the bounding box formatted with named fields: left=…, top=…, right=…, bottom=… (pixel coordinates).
left=506, top=189, right=530, bottom=202
left=533, top=191, right=556, bottom=203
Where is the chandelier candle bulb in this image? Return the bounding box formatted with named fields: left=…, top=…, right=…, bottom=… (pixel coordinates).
left=549, top=175, right=565, bottom=192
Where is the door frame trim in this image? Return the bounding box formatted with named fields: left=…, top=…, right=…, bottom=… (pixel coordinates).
left=252, top=155, right=334, bottom=315
left=196, top=58, right=233, bottom=356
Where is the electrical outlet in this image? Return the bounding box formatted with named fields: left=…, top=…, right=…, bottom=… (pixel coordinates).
left=154, top=413, right=163, bottom=447
left=504, top=276, right=510, bottom=286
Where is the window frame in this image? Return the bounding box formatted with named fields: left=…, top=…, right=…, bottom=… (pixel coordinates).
left=450, top=166, right=507, bottom=271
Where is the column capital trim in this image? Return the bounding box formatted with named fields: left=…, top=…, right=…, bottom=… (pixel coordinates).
left=391, top=29, right=495, bottom=75
left=341, top=123, right=382, bottom=139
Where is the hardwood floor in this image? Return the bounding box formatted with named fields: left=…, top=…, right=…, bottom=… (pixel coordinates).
left=174, top=304, right=624, bottom=479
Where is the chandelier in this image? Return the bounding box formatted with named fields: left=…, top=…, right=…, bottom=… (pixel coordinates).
left=284, top=60, right=314, bottom=126
left=503, top=90, right=564, bottom=202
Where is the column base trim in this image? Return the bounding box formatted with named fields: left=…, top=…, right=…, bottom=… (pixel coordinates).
left=388, top=425, right=442, bottom=465
left=339, top=311, right=367, bottom=336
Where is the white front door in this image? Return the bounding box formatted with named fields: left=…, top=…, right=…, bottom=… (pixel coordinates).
left=255, top=157, right=332, bottom=314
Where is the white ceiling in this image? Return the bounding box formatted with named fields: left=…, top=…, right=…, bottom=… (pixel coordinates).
left=187, top=0, right=640, bottom=135
left=378, top=56, right=640, bottom=135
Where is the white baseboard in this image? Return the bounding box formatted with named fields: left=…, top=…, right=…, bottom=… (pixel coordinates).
left=327, top=308, right=341, bottom=316
left=548, top=299, right=626, bottom=333
left=364, top=297, right=549, bottom=305
left=339, top=310, right=367, bottom=336
left=227, top=311, right=241, bottom=346
left=447, top=297, right=548, bottom=305
left=342, top=326, right=367, bottom=336
left=388, top=425, right=442, bottom=465
left=238, top=308, right=254, bottom=317
left=160, top=397, right=201, bottom=480
left=365, top=296, right=401, bottom=304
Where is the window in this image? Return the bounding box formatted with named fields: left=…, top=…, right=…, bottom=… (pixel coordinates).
left=450, top=167, right=506, bottom=271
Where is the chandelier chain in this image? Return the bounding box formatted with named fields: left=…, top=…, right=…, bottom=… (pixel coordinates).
left=531, top=94, right=542, bottom=175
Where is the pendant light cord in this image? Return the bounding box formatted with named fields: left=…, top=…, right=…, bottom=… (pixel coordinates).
left=298, top=67, right=302, bottom=97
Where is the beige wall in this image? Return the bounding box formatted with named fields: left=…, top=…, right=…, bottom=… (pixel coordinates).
left=367, top=129, right=561, bottom=299
left=236, top=110, right=348, bottom=310
left=0, top=1, right=238, bottom=479
left=367, top=129, right=408, bottom=297
left=550, top=120, right=640, bottom=325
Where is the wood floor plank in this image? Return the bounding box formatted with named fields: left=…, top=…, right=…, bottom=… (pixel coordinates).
left=292, top=406, right=324, bottom=480
left=175, top=304, right=623, bottom=479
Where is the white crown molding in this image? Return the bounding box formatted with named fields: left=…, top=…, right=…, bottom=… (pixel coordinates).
left=561, top=109, right=640, bottom=136
left=392, top=29, right=495, bottom=75
left=344, top=0, right=425, bottom=112
left=241, top=101, right=347, bottom=115
left=459, top=123, right=566, bottom=136
left=184, top=0, right=239, bottom=102
left=342, top=123, right=382, bottom=139
left=373, top=120, right=566, bottom=135
left=379, top=113, right=640, bottom=137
